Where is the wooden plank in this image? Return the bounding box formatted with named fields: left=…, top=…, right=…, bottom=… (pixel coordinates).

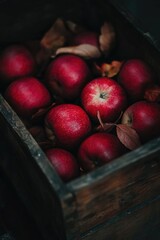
left=65, top=2, right=160, bottom=238
left=67, top=139, right=160, bottom=237
left=80, top=195, right=160, bottom=240
left=0, top=96, right=78, bottom=240
left=0, top=129, right=65, bottom=240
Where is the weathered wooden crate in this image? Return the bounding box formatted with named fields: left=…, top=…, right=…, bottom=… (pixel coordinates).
left=0, top=0, right=160, bottom=239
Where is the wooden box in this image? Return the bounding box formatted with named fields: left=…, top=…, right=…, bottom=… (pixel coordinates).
left=0, top=0, right=160, bottom=239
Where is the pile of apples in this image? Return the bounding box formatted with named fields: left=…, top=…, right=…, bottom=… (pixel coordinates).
left=1, top=19, right=160, bottom=182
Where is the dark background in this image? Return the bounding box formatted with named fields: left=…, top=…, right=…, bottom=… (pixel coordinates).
left=0, top=0, right=160, bottom=48
left=111, top=0, right=160, bottom=51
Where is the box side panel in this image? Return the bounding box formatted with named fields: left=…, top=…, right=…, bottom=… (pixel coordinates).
left=0, top=121, right=64, bottom=240
left=0, top=96, right=78, bottom=240
left=67, top=140, right=160, bottom=239
left=79, top=196, right=160, bottom=240
left=64, top=3, right=160, bottom=238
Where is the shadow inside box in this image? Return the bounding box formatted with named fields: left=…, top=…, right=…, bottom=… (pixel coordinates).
left=0, top=233, right=15, bottom=240
left=0, top=167, right=44, bottom=240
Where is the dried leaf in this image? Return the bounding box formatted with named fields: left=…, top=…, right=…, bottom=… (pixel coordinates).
left=29, top=125, right=52, bottom=149
left=31, top=103, right=56, bottom=121
left=99, top=21, right=116, bottom=56
left=144, top=85, right=160, bottom=102
left=116, top=124, right=141, bottom=150
left=97, top=60, right=123, bottom=78
left=96, top=111, right=115, bottom=132
left=36, top=18, right=72, bottom=66
left=96, top=122, right=115, bottom=132
left=96, top=111, right=123, bottom=132
left=40, top=18, right=70, bottom=50
left=56, top=43, right=101, bottom=59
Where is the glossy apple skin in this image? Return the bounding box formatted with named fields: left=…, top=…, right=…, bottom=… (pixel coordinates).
left=72, top=31, right=99, bottom=47
left=45, top=54, right=91, bottom=101
left=45, top=148, right=79, bottom=182
left=0, top=44, right=35, bottom=84
left=78, top=132, right=127, bottom=171
left=4, top=77, right=51, bottom=118
left=118, top=59, right=155, bottom=101
left=45, top=104, right=92, bottom=150
left=81, top=77, right=127, bottom=123
left=121, top=101, right=160, bottom=143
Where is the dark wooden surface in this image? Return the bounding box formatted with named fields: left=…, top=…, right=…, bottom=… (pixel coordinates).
left=0, top=103, right=68, bottom=240
left=67, top=140, right=160, bottom=239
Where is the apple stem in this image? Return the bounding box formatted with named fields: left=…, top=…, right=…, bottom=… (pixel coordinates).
left=96, top=111, right=123, bottom=132
left=99, top=92, right=107, bottom=99
left=97, top=111, right=105, bottom=129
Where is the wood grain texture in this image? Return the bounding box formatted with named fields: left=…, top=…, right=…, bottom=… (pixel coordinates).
left=0, top=96, right=71, bottom=240
left=0, top=96, right=81, bottom=240
left=67, top=140, right=160, bottom=237
left=79, top=196, right=160, bottom=240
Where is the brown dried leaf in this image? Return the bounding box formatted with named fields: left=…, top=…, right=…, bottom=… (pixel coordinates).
left=99, top=22, right=116, bottom=56
left=96, top=111, right=115, bottom=132
left=36, top=18, right=72, bottom=66
left=40, top=18, right=70, bottom=50
left=99, top=60, right=123, bottom=78
left=96, top=111, right=123, bottom=132
left=116, top=124, right=141, bottom=150
left=56, top=43, right=101, bottom=59
left=144, top=85, right=160, bottom=102
left=96, top=122, right=115, bottom=132
left=31, top=103, right=56, bottom=121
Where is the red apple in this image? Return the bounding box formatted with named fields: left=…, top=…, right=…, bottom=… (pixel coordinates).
left=121, top=101, right=160, bottom=143
left=45, top=148, right=80, bottom=182
left=78, top=132, right=127, bottom=171
left=4, top=76, right=52, bottom=118
left=81, top=77, right=127, bottom=123
left=118, top=59, right=155, bottom=101
left=45, top=104, right=92, bottom=150
left=56, top=22, right=115, bottom=59
left=72, top=31, right=99, bottom=47
left=45, top=54, right=91, bottom=101
left=0, top=44, right=35, bottom=84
